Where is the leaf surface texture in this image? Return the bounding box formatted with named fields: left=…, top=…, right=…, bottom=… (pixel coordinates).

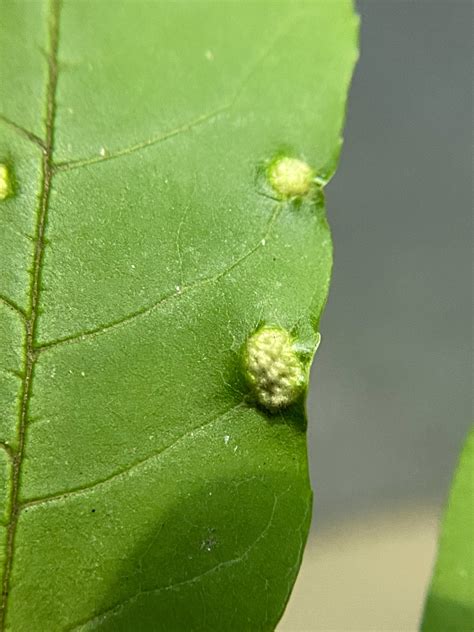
left=0, top=1, right=358, bottom=629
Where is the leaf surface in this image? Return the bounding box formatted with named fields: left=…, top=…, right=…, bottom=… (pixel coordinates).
left=0, top=1, right=358, bottom=629
left=422, top=427, right=474, bottom=631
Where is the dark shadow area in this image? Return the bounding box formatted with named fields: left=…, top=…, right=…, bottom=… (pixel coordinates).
left=422, top=594, right=474, bottom=631
left=86, top=471, right=310, bottom=631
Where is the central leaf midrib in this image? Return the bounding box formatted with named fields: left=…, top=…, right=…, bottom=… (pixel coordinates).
left=0, top=0, right=61, bottom=627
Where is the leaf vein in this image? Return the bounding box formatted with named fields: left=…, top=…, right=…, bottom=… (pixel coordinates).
left=0, top=295, right=27, bottom=321
left=35, top=205, right=281, bottom=353
left=68, top=492, right=278, bottom=631
left=0, top=1, right=61, bottom=626
left=0, top=444, right=15, bottom=461
left=52, top=13, right=300, bottom=174
left=21, top=402, right=245, bottom=511
left=53, top=105, right=229, bottom=172
left=0, top=114, right=46, bottom=149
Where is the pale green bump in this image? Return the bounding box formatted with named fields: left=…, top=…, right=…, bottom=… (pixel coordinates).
left=268, top=156, right=314, bottom=198
left=243, top=326, right=306, bottom=411
left=0, top=164, right=12, bottom=200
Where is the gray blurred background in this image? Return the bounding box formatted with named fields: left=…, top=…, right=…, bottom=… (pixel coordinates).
left=282, top=2, right=472, bottom=629
left=312, top=0, right=472, bottom=529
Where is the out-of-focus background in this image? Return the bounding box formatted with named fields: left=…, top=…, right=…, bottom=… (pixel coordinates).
left=280, top=2, right=472, bottom=630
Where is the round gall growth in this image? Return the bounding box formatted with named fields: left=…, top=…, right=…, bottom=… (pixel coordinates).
left=243, top=326, right=306, bottom=411
left=0, top=164, right=12, bottom=201
left=268, top=157, right=313, bottom=198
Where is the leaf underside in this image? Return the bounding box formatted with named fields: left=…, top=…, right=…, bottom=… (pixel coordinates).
left=0, top=1, right=358, bottom=630
left=422, top=427, right=474, bottom=632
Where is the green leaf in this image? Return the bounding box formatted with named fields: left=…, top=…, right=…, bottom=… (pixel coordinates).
left=422, top=427, right=474, bottom=631
left=0, top=1, right=358, bottom=629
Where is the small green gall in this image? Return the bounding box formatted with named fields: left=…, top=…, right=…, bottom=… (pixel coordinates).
left=0, top=164, right=12, bottom=200
left=268, top=157, right=313, bottom=198
left=243, top=326, right=306, bottom=411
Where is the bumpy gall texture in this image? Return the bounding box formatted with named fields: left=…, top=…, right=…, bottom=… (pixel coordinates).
left=244, top=326, right=305, bottom=411
left=268, top=157, right=313, bottom=198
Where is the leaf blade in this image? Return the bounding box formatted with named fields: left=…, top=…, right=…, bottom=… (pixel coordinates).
left=0, top=1, right=358, bottom=629
left=422, top=427, right=474, bottom=632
